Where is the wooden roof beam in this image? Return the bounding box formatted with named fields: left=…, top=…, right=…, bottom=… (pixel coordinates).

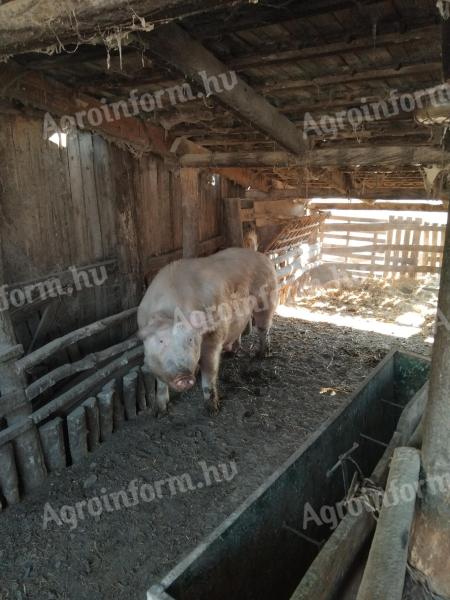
left=257, top=61, right=442, bottom=95
left=229, top=25, right=439, bottom=71
left=180, top=147, right=450, bottom=168
left=138, top=24, right=307, bottom=155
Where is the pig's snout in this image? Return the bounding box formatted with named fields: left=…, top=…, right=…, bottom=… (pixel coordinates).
left=171, top=374, right=196, bottom=392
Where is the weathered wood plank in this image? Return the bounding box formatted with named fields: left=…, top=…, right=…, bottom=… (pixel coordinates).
left=39, top=417, right=66, bottom=471
left=16, top=307, right=138, bottom=374
left=180, top=168, right=200, bottom=258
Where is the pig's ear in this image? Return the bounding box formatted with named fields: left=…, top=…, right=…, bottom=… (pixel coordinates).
left=138, top=313, right=170, bottom=340
left=138, top=322, right=155, bottom=340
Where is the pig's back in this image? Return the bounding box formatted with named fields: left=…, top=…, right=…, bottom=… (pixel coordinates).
left=138, top=248, right=276, bottom=326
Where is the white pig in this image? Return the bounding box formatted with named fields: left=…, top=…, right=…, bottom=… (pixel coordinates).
left=137, top=248, right=278, bottom=415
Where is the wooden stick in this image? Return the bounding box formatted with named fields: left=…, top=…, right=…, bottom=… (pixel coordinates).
left=0, top=443, right=20, bottom=505
left=97, top=389, right=114, bottom=442
left=104, top=380, right=125, bottom=431
left=122, top=371, right=138, bottom=420
left=16, top=307, right=138, bottom=374
left=11, top=423, right=48, bottom=493
left=67, top=406, right=89, bottom=465
left=31, top=346, right=143, bottom=424
left=141, top=365, right=156, bottom=410
left=83, top=397, right=100, bottom=451
left=135, top=367, right=148, bottom=413
left=0, top=347, right=143, bottom=450
left=26, top=337, right=140, bottom=400
left=39, top=417, right=67, bottom=471
left=356, top=448, right=421, bottom=600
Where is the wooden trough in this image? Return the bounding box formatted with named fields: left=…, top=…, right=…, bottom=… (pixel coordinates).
left=147, top=349, right=429, bottom=600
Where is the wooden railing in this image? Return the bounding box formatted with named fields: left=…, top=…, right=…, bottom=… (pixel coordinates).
left=0, top=307, right=154, bottom=509
left=321, top=216, right=446, bottom=279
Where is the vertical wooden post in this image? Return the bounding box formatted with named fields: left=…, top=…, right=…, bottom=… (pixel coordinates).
left=180, top=168, right=200, bottom=258
left=0, top=237, right=47, bottom=495
left=224, top=198, right=244, bottom=248
left=410, top=195, right=450, bottom=597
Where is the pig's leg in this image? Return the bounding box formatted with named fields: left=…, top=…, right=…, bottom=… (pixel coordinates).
left=254, top=309, right=274, bottom=358
left=200, top=337, right=222, bottom=415
left=155, top=378, right=170, bottom=416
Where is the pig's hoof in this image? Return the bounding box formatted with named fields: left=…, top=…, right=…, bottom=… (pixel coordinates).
left=153, top=401, right=169, bottom=417
left=203, top=387, right=221, bottom=415
left=206, top=402, right=221, bottom=416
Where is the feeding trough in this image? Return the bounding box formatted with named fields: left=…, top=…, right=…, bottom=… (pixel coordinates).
left=147, top=349, right=429, bottom=600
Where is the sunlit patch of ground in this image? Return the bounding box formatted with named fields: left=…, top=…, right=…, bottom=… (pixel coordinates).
left=281, top=274, right=439, bottom=345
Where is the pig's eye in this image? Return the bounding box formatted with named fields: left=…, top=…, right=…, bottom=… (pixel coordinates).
left=159, top=339, right=163, bottom=344
left=189, top=338, right=193, bottom=343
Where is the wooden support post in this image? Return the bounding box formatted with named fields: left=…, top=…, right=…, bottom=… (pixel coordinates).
left=83, top=397, right=100, bottom=451
left=122, top=371, right=138, bottom=420
left=357, top=447, right=421, bottom=600
left=180, top=168, right=200, bottom=258
left=224, top=198, right=244, bottom=248
left=134, top=367, right=147, bottom=413
left=104, top=379, right=125, bottom=431
left=39, top=418, right=66, bottom=472
left=67, top=406, right=89, bottom=465
left=141, top=365, right=156, bottom=410
left=0, top=443, right=20, bottom=505
left=97, top=389, right=114, bottom=442
left=0, top=257, right=47, bottom=492
left=410, top=196, right=450, bottom=596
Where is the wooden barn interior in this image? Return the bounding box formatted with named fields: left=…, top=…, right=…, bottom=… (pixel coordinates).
left=1, top=1, right=450, bottom=599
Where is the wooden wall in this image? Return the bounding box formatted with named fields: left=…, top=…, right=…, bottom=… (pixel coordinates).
left=0, top=114, right=233, bottom=352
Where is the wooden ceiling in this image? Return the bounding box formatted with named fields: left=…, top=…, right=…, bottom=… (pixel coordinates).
left=0, top=0, right=448, bottom=196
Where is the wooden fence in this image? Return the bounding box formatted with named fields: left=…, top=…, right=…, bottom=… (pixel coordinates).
left=266, top=215, right=326, bottom=301
left=0, top=308, right=151, bottom=509
left=321, top=216, right=446, bottom=279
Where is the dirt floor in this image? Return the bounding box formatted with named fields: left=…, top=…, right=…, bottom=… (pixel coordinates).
left=0, top=277, right=439, bottom=600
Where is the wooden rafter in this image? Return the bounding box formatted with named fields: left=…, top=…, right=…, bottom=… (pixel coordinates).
left=228, top=25, right=438, bottom=71
left=180, top=147, right=450, bottom=169
left=138, top=24, right=306, bottom=155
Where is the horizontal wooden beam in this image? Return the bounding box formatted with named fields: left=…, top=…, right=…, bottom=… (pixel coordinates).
left=180, top=147, right=450, bottom=168
left=229, top=25, right=438, bottom=71
left=257, top=61, right=442, bottom=95
left=323, top=223, right=446, bottom=233
left=323, top=244, right=443, bottom=255
left=326, top=262, right=440, bottom=274
left=213, top=168, right=271, bottom=192
left=16, top=308, right=138, bottom=374
left=246, top=189, right=443, bottom=202
left=144, top=236, right=224, bottom=276
left=312, top=202, right=448, bottom=212
left=139, top=24, right=306, bottom=155
left=0, top=0, right=242, bottom=56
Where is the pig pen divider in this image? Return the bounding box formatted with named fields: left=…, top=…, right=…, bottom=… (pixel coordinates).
left=0, top=306, right=157, bottom=509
